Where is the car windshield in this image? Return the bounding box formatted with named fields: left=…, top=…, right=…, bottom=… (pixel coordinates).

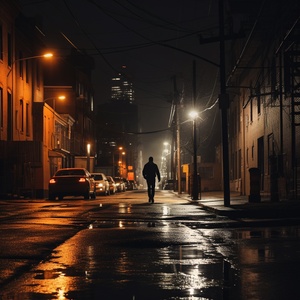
left=55, top=169, right=86, bottom=176
left=93, top=175, right=103, bottom=180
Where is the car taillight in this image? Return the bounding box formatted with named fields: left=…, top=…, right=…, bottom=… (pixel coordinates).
left=49, top=179, right=56, bottom=184
left=79, top=177, right=86, bottom=182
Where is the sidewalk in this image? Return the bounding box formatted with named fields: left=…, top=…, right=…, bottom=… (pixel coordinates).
left=178, top=191, right=300, bottom=220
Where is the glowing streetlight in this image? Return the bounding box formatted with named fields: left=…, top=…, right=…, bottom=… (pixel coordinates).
left=162, top=142, right=171, bottom=181
left=189, top=111, right=198, bottom=120
left=7, top=52, right=53, bottom=77
left=119, top=151, right=126, bottom=176
left=189, top=110, right=199, bottom=200
left=87, top=143, right=91, bottom=171
left=43, top=53, right=53, bottom=58
left=44, top=95, right=65, bottom=111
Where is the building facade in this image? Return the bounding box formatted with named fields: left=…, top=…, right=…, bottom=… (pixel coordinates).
left=0, top=1, right=95, bottom=198
left=0, top=1, right=51, bottom=198
left=111, top=65, right=135, bottom=104
left=227, top=0, right=300, bottom=199
left=95, top=66, right=139, bottom=180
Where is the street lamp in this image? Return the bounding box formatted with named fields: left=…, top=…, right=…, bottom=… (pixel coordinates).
left=119, top=151, right=126, bottom=176
left=4, top=52, right=53, bottom=141
left=7, top=52, right=53, bottom=78
left=163, top=142, right=171, bottom=180
left=189, top=110, right=199, bottom=200
left=44, top=95, right=65, bottom=111
left=87, top=143, right=91, bottom=172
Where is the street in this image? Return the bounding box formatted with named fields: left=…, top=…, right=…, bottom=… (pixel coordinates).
left=0, top=190, right=300, bottom=299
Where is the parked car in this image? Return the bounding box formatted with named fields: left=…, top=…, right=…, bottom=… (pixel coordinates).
left=106, top=175, right=116, bottom=194
left=91, top=173, right=110, bottom=195
left=127, top=180, right=138, bottom=190
left=48, top=168, right=96, bottom=200
left=122, top=178, right=129, bottom=190
left=113, top=177, right=126, bottom=192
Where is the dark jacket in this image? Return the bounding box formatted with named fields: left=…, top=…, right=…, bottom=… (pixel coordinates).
left=142, top=162, right=161, bottom=182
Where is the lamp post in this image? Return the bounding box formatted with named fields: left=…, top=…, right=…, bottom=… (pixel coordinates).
left=6, top=52, right=53, bottom=78
left=5, top=52, right=53, bottom=141
left=163, top=142, right=171, bottom=180
left=44, top=95, right=65, bottom=111
left=115, top=146, right=124, bottom=176
left=119, top=151, right=126, bottom=176
left=189, top=111, right=199, bottom=200
left=87, top=143, right=91, bottom=172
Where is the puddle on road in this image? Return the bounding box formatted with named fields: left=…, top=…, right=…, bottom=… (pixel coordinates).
left=88, top=220, right=170, bottom=229
left=2, top=226, right=300, bottom=299
left=0, top=226, right=237, bottom=299
left=2, top=244, right=231, bottom=300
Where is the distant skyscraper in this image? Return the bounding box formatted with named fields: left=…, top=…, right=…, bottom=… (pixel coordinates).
left=111, top=65, right=134, bottom=103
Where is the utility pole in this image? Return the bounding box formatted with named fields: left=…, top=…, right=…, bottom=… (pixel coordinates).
left=198, top=0, right=242, bottom=206
left=177, top=108, right=181, bottom=194
left=191, top=60, right=199, bottom=200
left=218, top=0, right=230, bottom=206
left=173, top=76, right=182, bottom=194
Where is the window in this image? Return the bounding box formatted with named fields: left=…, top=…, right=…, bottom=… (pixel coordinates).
left=257, top=95, right=261, bottom=115
left=20, top=99, right=24, bottom=132
left=26, top=103, right=29, bottom=136
left=0, top=24, right=3, bottom=61
left=7, top=92, right=12, bottom=140
left=19, top=52, right=23, bottom=78
left=90, top=94, right=94, bottom=112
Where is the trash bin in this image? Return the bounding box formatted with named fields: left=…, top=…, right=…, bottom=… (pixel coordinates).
left=189, top=174, right=201, bottom=200
left=249, top=167, right=261, bottom=203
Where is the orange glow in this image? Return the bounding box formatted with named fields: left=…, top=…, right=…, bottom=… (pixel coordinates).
left=78, top=178, right=86, bottom=182
left=49, top=179, right=56, bottom=184
left=43, top=53, right=53, bottom=58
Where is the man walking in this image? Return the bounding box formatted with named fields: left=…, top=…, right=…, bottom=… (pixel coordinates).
left=142, top=156, right=161, bottom=203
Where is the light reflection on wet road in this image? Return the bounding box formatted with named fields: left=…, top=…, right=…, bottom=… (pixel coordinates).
left=2, top=221, right=300, bottom=299
left=1, top=220, right=226, bottom=299
left=1, top=193, right=300, bottom=299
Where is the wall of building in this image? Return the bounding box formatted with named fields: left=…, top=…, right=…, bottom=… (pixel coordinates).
left=227, top=0, right=299, bottom=199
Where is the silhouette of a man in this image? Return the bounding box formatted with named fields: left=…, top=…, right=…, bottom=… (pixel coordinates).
left=142, top=156, right=161, bottom=203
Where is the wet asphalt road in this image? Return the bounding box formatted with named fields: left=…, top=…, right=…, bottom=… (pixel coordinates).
left=0, top=190, right=300, bottom=299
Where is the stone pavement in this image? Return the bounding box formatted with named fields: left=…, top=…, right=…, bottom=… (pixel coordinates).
left=176, top=191, right=300, bottom=225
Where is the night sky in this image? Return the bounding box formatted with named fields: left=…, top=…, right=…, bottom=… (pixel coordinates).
left=18, top=0, right=221, bottom=164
